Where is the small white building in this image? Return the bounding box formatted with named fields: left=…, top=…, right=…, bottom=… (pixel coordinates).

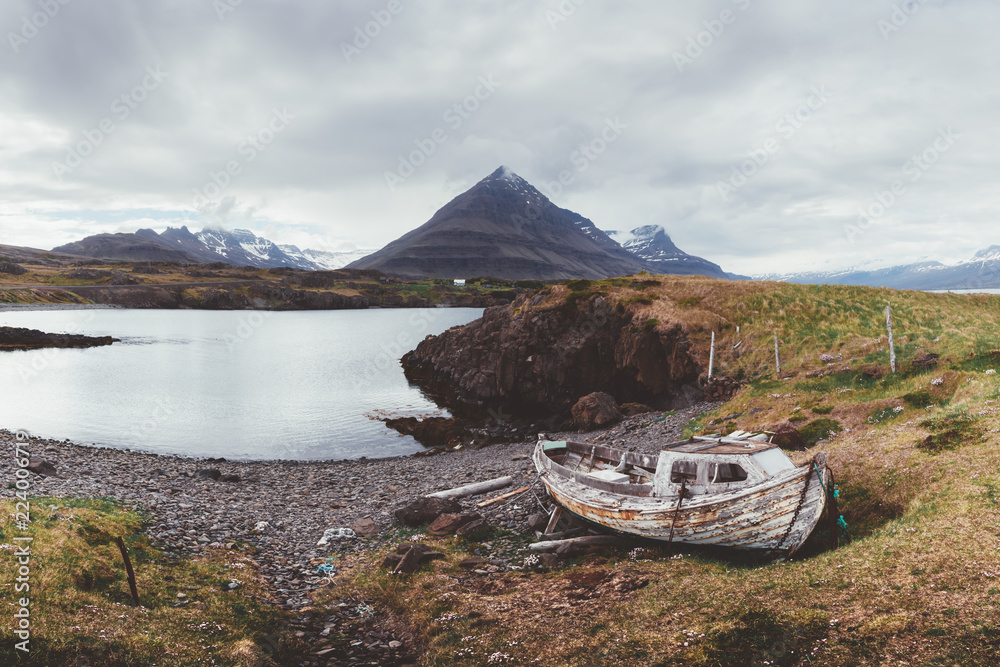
left=453, top=279, right=466, bottom=287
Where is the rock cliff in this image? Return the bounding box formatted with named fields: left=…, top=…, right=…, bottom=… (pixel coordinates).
left=401, top=285, right=704, bottom=421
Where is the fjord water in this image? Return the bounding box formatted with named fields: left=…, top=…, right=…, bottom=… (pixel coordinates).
left=0, top=308, right=482, bottom=460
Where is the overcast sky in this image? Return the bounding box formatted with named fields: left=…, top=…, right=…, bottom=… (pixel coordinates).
left=1, top=0, right=997, bottom=275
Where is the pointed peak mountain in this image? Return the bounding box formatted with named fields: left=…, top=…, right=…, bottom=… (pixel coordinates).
left=483, top=165, right=521, bottom=182
left=348, top=168, right=644, bottom=280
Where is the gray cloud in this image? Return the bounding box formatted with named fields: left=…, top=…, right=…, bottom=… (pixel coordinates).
left=1, top=0, right=997, bottom=274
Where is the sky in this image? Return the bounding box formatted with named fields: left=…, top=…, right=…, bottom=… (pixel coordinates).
left=1, top=0, right=997, bottom=275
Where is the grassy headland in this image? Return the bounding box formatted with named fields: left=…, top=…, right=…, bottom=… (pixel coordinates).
left=0, top=259, right=518, bottom=309
left=333, top=276, right=1000, bottom=665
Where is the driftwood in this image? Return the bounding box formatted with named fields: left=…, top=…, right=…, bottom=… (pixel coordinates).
left=534, top=527, right=587, bottom=541
left=528, top=535, right=627, bottom=552
left=426, top=476, right=512, bottom=500
left=476, top=486, right=530, bottom=508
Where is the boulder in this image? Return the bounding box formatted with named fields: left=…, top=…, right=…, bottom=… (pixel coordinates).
left=394, top=497, right=462, bottom=526
left=427, top=512, right=482, bottom=536
left=571, top=392, right=622, bottom=432
left=538, top=553, right=560, bottom=569
left=455, top=518, right=489, bottom=538
left=769, top=422, right=805, bottom=451
left=526, top=513, right=549, bottom=531
left=351, top=517, right=380, bottom=538
left=27, top=459, right=57, bottom=477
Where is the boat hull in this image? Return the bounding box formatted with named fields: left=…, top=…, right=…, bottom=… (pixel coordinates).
left=533, top=441, right=829, bottom=556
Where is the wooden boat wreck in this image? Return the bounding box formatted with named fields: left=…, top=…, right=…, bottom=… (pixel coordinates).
left=532, top=432, right=834, bottom=558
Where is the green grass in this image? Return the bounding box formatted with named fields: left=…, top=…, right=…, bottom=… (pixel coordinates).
left=0, top=497, right=305, bottom=666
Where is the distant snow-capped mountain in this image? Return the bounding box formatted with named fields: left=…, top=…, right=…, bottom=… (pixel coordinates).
left=53, top=226, right=374, bottom=271
left=605, top=225, right=728, bottom=279
left=755, top=247, right=1000, bottom=290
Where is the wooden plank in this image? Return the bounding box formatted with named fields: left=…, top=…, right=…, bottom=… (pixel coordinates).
left=476, top=486, right=531, bottom=508
left=426, top=476, right=512, bottom=500
left=544, top=506, right=563, bottom=534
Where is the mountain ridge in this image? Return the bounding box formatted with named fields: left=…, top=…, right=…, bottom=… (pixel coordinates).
left=53, top=227, right=371, bottom=271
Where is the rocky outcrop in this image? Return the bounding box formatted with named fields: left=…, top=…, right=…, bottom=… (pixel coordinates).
left=401, top=289, right=703, bottom=420
left=0, top=326, right=119, bottom=350
left=0, top=262, right=28, bottom=275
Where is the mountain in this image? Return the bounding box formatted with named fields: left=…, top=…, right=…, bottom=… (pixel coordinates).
left=605, top=225, right=728, bottom=279
left=52, top=233, right=202, bottom=263
left=0, top=243, right=100, bottom=266
left=349, top=166, right=646, bottom=280
left=54, top=227, right=372, bottom=271
left=757, top=247, right=1000, bottom=290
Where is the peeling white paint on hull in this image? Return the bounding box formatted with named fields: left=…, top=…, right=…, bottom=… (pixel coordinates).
left=533, top=436, right=830, bottom=557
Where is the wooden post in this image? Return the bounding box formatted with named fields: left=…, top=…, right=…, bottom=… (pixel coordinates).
left=708, top=331, right=715, bottom=380
left=774, top=333, right=781, bottom=375
left=826, top=476, right=840, bottom=551
left=115, top=536, right=141, bottom=607
left=885, top=303, right=896, bottom=373
left=665, top=478, right=687, bottom=556
left=544, top=506, right=564, bottom=535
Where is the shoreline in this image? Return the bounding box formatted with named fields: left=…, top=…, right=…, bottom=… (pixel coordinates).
left=0, top=404, right=713, bottom=606
left=0, top=303, right=123, bottom=312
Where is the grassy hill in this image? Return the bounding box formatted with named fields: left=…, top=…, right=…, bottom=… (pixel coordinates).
left=333, top=276, right=1000, bottom=665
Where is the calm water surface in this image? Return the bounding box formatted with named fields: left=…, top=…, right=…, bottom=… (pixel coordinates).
left=0, top=308, right=482, bottom=460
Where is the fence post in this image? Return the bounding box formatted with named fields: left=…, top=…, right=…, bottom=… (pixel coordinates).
left=885, top=303, right=896, bottom=373
left=774, top=333, right=781, bottom=375
left=708, top=331, right=715, bottom=380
